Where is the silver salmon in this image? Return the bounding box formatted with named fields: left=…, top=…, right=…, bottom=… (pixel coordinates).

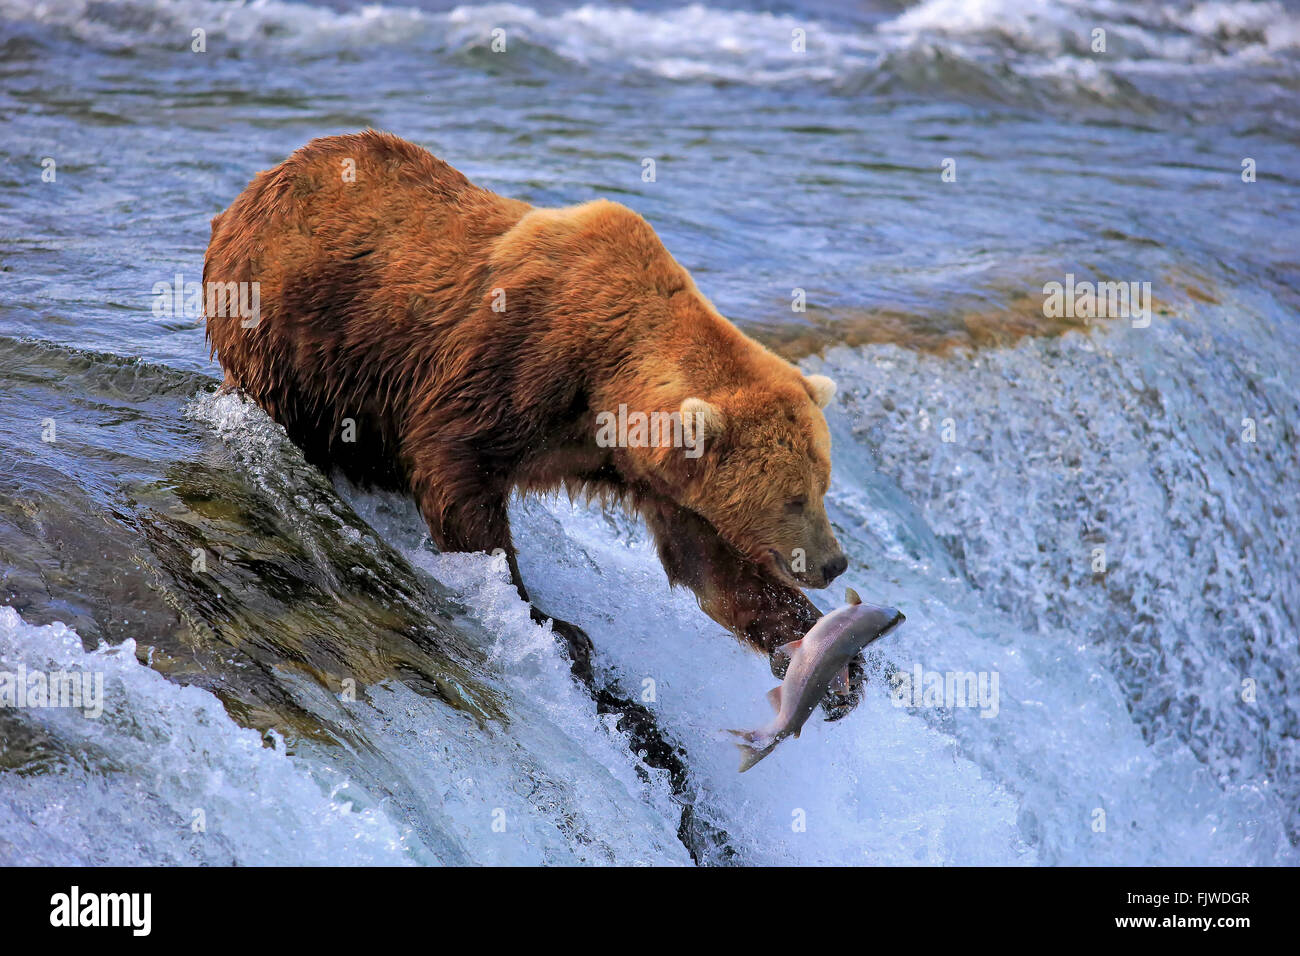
left=727, top=588, right=904, bottom=772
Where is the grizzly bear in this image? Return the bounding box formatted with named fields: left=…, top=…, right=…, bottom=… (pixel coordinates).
left=204, top=131, right=856, bottom=713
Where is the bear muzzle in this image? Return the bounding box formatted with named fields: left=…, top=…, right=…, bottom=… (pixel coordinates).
left=763, top=541, right=847, bottom=589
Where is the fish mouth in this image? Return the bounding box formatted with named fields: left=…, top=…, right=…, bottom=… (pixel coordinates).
left=879, top=608, right=905, bottom=636
left=847, top=604, right=906, bottom=649
left=864, top=606, right=906, bottom=644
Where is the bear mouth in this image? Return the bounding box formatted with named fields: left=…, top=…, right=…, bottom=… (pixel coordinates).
left=762, top=548, right=810, bottom=589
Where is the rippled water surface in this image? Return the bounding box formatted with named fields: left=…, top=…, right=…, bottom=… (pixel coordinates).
left=1, top=0, right=1298, bottom=864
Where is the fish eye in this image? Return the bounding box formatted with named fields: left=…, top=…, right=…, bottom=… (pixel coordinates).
left=785, top=497, right=806, bottom=515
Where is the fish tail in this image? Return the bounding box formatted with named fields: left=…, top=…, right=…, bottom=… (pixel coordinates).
left=725, top=729, right=774, bottom=773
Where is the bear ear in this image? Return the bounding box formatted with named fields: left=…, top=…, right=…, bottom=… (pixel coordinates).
left=805, top=374, right=836, bottom=409
left=680, top=397, right=724, bottom=445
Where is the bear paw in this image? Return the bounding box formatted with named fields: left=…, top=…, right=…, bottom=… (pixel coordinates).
left=819, top=653, right=866, bottom=722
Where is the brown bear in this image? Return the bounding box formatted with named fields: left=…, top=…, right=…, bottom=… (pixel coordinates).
left=204, top=130, right=854, bottom=712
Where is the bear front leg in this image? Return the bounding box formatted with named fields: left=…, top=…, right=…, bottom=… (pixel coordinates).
left=641, top=497, right=865, bottom=721
left=505, top=550, right=595, bottom=686
left=408, top=452, right=595, bottom=685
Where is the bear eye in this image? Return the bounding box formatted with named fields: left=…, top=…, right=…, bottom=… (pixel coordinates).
left=785, top=497, right=806, bottom=515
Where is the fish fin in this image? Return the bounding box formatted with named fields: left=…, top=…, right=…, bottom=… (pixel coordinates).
left=725, top=729, right=773, bottom=772
left=766, top=686, right=783, bottom=713
left=845, top=587, right=861, bottom=605
left=773, top=639, right=802, bottom=662
left=831, top=665, right=851, bottom=697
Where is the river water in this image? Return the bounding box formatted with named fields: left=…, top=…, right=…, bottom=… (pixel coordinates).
left=1, top=0, right=1298, bottom=864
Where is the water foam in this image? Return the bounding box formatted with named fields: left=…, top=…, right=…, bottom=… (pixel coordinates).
left=8, top=322, right=1296, bottom=864
left=507, top=486, right=1294, bottom=865
left=7, top=0, right=1289, bottom=96
left=0, top=606, right=410, bottom=866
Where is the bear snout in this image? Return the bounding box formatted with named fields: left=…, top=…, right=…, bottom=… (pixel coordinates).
left=822, top=552, right=848, bottom=583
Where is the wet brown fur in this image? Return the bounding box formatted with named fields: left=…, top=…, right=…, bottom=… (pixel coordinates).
left=204, top=130, right=844, bottom=657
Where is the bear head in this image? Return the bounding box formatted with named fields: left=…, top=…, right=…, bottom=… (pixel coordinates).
left=653, top=372, right=848, bottom=590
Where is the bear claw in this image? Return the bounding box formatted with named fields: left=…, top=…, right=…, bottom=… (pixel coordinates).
left=819, top=653, right=866, bottom=722
left=533, top=607, right=595, bottom=686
